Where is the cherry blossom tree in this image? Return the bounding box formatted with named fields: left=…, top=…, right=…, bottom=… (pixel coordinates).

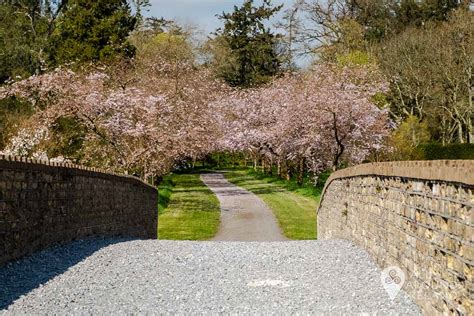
left=214, top=63, right=391, bottom=182
left=0, top=59, right=227, bottom=180
left=1, top=56, right=390, bottom=183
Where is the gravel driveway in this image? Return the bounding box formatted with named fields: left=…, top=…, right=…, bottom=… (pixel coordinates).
left=1, top=238, right=420, bottom=315
left=201, top=173, right=287, bottom=241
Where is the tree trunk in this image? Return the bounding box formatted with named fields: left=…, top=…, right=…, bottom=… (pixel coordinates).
left=297, top=157, right=305, bottom=186
left=142, top=162, right=147, bottom=181
left=269, top=157, right=273, bottom=176
left=468, top=73, right=473, bottom=143
left=468, top=116, right=474, bottom=144
left=331, top=111, right=345, bottom=171
left=458, top=120, right=464, bottom=144
left=285, top=160, right=291, bottom=181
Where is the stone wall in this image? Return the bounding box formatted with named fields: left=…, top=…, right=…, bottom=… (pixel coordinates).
left=317, top=160, right=473, bottom=315
left=0, top=155, right=158, bottom=266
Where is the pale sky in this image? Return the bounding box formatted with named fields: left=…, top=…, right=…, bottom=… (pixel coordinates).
left=143, top=0, right=313, bottom=67
left=145, top=0, right=296, bottom=35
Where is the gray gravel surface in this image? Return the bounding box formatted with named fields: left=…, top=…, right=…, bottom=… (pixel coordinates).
left=1, top=238, right=420, bottom=315
left=201, top=173, right=287, bottom=241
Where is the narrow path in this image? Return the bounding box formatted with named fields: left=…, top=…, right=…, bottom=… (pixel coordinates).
left=201, top=173, right=287, bottom=241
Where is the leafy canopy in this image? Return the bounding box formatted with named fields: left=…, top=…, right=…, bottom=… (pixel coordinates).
left=48, top=0, right=137, bottom=65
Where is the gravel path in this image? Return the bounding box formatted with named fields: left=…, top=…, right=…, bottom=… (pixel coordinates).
left=201, top=173, right=287, bottom=241
left=1, top=239, right=420, bottom=315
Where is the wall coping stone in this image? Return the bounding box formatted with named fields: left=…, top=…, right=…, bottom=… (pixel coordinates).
left=318, top=160, right=474, bottom=213
left=0, top=154, right=156, bottom=191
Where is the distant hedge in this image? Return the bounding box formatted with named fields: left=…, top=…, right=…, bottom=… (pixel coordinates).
left=417, top=143, right=474, bottom=160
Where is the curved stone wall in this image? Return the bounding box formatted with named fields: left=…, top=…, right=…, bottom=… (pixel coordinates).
left=317, top=160, right=473, bottom=315
left=0, top=155, right=158, bottom=265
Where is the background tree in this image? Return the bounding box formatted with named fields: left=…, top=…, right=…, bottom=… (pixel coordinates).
left=389, top=115, right=431, bottom=160
left=376, top=9, right=473, bottom=144
left=0, top=97, right=33, bottom=149
left=214, top=0, right=283, bottom=87
left=275, top=0, right=303, bottom=71
left=1, top=0, right=472, bottom=182
left=47, top=0, right=137, bottom=65
left=0, top=0, right=142, bottom=158
left=297, top=0, right=472, bottom=147
left=0, top=0, right=60, bottom=82
left=130, top=0, right=150, bottom=22
left=298, top=0, right=468, bottom=56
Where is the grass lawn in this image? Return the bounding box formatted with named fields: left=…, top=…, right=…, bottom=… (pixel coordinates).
left=224, top=169, right=320, bottom=240
left=157, top=173, right=220, bottom=240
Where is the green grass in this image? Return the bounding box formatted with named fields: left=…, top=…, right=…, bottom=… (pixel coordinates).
left=158, top=176, right=174, bottom=215
left=157, top=173, right=220, bottom=240
left=224, top=169, right=320, bottom=240
left=245, top=168, right=328, bottom=199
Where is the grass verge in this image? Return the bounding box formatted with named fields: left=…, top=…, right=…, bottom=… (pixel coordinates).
left=157, top=173, right=220, bottom=240
left=224, top=169, right=320, bottom=240
left=158, top=176, right=174, bottom=216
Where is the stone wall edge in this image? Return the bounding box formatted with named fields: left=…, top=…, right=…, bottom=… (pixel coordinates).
left=0, top=155, right=157, bottom=192
left=317, top=160, right=474, bottom=214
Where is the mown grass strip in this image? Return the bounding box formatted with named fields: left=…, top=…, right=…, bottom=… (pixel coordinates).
left=157, top=173, right=220, bottom=240
left=224, top=169, right=319, bottom=240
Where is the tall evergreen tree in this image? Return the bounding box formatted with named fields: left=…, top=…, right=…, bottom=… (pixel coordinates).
left=215, top=0, right=283, bottom=87
left=395, top=0, right=463, bottom=28
left=0, top=0, right=64, bottom=82
left=48, top=0, right=137, bottom=65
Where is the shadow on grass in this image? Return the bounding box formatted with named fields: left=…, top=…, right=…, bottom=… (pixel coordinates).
left=248, top=188, right=286, bottom=195
left=225, top=170, right=324, bottom=200
left=167, top=197, right=220, bottom=209
left=201, top=173, right=287, bottom=196
left=223, top=177, right=286, bottom=193
left=0, top=238, right=135, bottom=310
